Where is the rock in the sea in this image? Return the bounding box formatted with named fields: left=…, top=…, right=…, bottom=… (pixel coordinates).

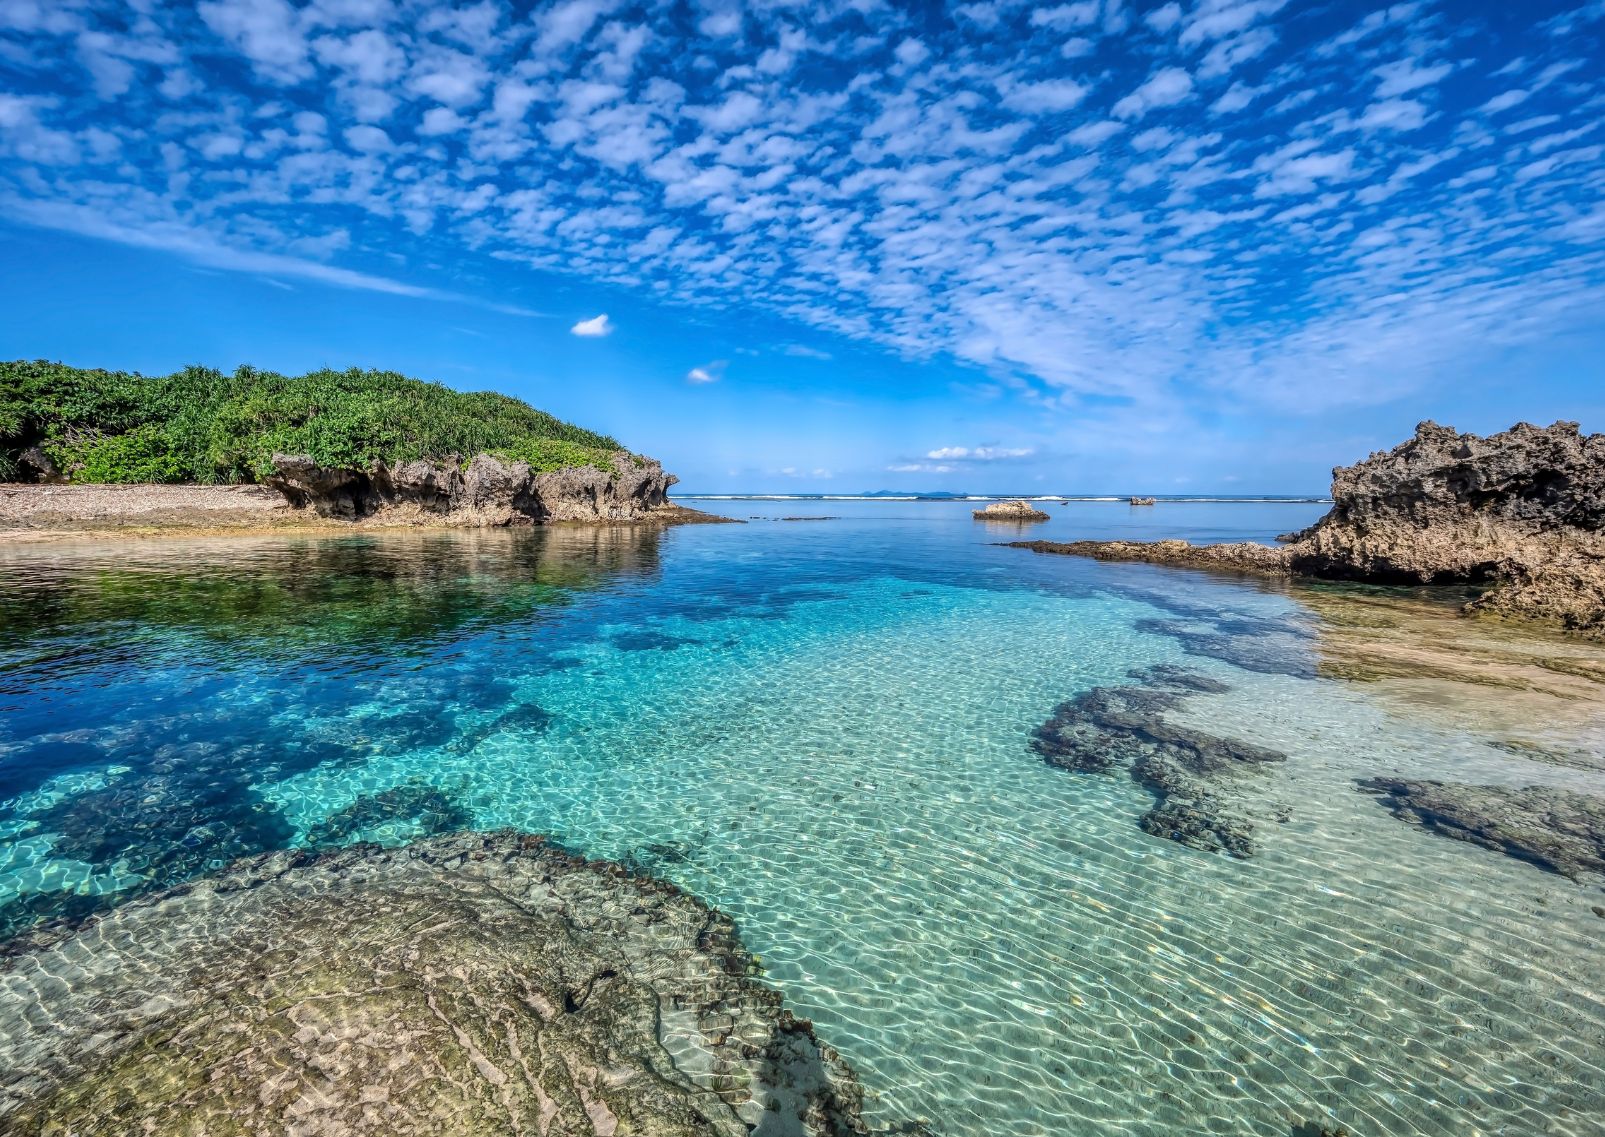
left=1357, top=778, right=1605, bottom=879
left=266, top=450, right=680, bottom=525
left=1008, top=421, right=1605, bottom=635
left=1030, top=668, right=1285, bottom=857
left=1287, top=420, right=1604, bottom=582
left=1007, top=538, right=1291, bottom=576
left=0, top=831, right=883, bottom=1136
left=973, top=499, right=1050, bottom=521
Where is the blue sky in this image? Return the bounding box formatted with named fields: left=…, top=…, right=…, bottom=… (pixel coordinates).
left=2, top=0, right=1603, bottom=494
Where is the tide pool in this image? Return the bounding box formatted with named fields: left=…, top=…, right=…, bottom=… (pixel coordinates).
left=2, top=501, right=1602, bottom=1136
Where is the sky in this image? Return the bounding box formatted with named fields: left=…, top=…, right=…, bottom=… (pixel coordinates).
left=2, top=0, right=1603, bottom=494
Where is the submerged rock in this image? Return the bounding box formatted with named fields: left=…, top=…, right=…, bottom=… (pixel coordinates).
left=1008, top=421, right=1605, bottom=635
left=1030, top=669, right=1286, bottom=857
left=973, top=499, right=1050, bottom=521
left=0, top=831, right=883, bottom=1136
left=1357, top=778, right=1605, bottom=879
left=266, top=450, right=682, bottom=525
left=1007, top=537, right=1291, bottom=576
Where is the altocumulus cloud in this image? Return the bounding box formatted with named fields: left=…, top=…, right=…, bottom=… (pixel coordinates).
left=1, top=0, right=1604, bottom=419
left=570, top=313, right=611, bottom=337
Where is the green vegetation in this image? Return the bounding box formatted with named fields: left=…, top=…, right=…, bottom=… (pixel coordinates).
left=0, top=360, right=625, bottom=484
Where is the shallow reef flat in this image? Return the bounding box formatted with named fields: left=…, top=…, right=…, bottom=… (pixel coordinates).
left=0, top=831, right=885, bottom=1137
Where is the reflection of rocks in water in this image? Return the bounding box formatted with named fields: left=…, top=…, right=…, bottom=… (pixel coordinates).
left=0, top=832, right=885, bottom=1137
left=1031, top=668, right=1287, bottom=858
left=305, top=782, right=473, bottom=848
left=1358, top=778, right=1605, bottom=880
left=0, top=525, right=668, bottom=664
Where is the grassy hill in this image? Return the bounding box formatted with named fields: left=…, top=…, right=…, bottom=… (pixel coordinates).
left=0, top=361, right=625, bottom=485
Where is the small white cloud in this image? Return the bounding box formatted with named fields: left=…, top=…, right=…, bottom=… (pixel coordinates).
left=687, top=365, right=717, bottom=383
left=781, top=343, right=832, bottom=360
left=924, top=446, right=1034, bottom=461
left=571, top=313, right=611, bottom=336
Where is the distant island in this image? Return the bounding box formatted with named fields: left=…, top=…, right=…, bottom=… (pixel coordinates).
left=0, top=361, right=697, bottom=527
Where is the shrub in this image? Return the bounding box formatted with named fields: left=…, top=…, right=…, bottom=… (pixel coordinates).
left=0, top=361, right=628, bottom=484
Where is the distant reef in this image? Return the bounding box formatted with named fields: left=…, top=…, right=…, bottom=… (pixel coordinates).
left=1, top=360, right=695, bottom=526
left=1010, top=421, right=1605, bottom=635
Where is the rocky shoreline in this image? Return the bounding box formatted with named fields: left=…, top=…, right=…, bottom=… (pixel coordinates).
left=0, top=831, right=893, bottom=1136
left=1, top=454, right=729, bottom=539
left=1009, top=421, right=1605, bottom=635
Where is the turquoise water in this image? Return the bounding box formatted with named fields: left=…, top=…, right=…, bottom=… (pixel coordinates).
left=3, top=501, right=1604, bottom=1135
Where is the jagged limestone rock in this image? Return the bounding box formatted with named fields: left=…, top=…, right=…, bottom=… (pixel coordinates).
left=266, top=451, right=680, bottom=525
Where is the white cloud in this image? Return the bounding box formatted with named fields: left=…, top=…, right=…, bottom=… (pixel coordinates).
left=925, top=446, right=1034, bottom=460
left=1002, top=79, right=1089, bottom=114
left=571, top=313, right=612, bottom=336
left=1373, top=57, right=1454, bottom=98
left=1113, top=67, right=1194, bottom=119
left=198, top=0, right=310, bottom=82
left=1356, top=99, right=1429, bottom=133
left=686, top=362, right=723, bottom=383
left=1481, top=89, right=1530, bottom=114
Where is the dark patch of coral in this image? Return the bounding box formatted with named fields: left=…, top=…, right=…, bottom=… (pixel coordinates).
left=1357, top=778, right=1605, bottom=879
left=304, top=782, right=474, bottom=848
left=1031, top=668, right=1287, bottom=858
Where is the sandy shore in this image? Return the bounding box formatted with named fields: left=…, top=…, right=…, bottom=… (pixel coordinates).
left=0, top=483, right=731, bottom=542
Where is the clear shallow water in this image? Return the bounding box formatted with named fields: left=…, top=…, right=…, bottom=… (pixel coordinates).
left=3, top=501, right=1604, bottom=1136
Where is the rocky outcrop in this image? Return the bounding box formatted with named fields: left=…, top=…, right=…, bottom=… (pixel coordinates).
left=1357, top=778, right=1605, bottom=879
left=1030, top=665, right=1287, bottom=857
left=0, top=831, right=886, bottom=1136
left=973, top=499, right=1049, bottom=521
left=1007, top=538, right=1291, bottom=575
left=266, top=450, right=682, bottom=525
left=1009, top=421, right=1605, bottom=634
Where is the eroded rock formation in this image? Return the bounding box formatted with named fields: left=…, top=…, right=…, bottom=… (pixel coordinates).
left=1030, top=665, right=1287, bottom=857
left=0, top=831, right=884, bottom=1136
left=1009, top=421, right=1605, bottom=634
left=973, top=499, right=1050, bottom=521
left=267, top=451, right=684, bottom=525
left=1357, top=778, right=1605, bottom=879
